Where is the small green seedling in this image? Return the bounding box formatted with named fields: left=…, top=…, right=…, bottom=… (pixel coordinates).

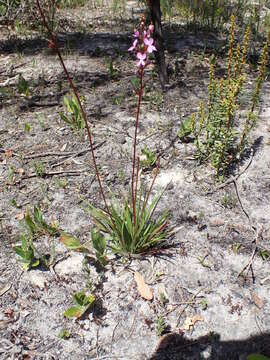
left=221, top=192, right=235, bottom=209
left=260, top=249, right=270, bottom=261
left=17, top=75, right=30, bottom=97
left=24, top=123, right=31, bottom=133
left=105, top=57, right=119, bottom=79
left=155, top=316, right=167, bottom=336
left=58, top=329, right=71, bottom=340
left=91, top=230, right=107, bottom=266
left=14, top=235, right=39, bottom=271
left=141, top=147, right=157, bottom=169
left=112, top=95, right=124, bottom=106
left=64, top=291, right=95, bottom=319
left=197, top=255, right=212, bottom=269
left=33, top=160, right=45, bottom=177
left=159, top=292, right=168, bottom=306
left=201, top=298, right=208, bottom=310
left=25, top=206, right=59, bottom=237
left=60, top=230, right=107, bottom=267
left=8, top=166, right=15, bottom=184
left=10, top=198, right=19, bottom=208
left=14, top=207, right=59, bottom=270
left=178, top=116, right=194, bottom=141
left=60, top=94, right=85, bottom=131
left=232, top=243, right=242, bottom=255
left=55, top=177, right=67, bottom=189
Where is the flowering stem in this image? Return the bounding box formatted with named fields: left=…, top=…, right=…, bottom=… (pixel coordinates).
left=36, top=0, right=111, bottom=217
left=131, top=68, right=143, bottom=226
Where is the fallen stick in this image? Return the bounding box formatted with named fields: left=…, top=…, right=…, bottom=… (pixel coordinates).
left=237, top=226, right=263, bottom=282
left=24, top=151, right=77, bottom=159
left=15, top=169, right=87, bottom=184
left=25, top=141, right=105, bottom=161
left=50, top=141, right=106, bottom=168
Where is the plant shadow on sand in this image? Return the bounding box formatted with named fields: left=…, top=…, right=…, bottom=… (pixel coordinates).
left=150, top=332, right=270, bottom=359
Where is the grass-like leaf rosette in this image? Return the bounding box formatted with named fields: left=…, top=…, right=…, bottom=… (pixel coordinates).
left=85, top=189, right=169, bottom=255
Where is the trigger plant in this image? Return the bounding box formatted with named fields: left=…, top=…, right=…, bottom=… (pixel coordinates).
left=36, top=2, right=169, bottom=256
left=86, top=17, right=170, bottom=255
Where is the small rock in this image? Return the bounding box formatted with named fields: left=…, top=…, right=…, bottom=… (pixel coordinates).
left=54, top=254, right=83, bottom=275
left=209, top=218, right=225, bottom=227
left=24, top=271, right=47, bottom=289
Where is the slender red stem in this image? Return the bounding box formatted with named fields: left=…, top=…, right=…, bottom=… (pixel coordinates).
left=36, top=0, right=111, bottom=217
left=135, top=156, right=140, bottom=208
left=131, top=68, right=143, bottom=226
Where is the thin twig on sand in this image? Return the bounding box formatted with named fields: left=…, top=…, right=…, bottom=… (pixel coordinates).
left=237, top=226, right=263, bottom=282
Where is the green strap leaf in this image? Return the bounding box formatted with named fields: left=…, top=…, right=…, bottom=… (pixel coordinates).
left=60, top=233, right=90, bottom=253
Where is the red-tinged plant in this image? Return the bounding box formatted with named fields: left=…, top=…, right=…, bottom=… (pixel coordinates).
left=36, top=2, right=169, bottom=256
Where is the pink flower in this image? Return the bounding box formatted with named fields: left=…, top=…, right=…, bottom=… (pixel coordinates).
left=136, top=52, right=146, bottom=67
left=144, top=37, right=157, bottom=53
left=128, top=39, right=138, bottom=52
left=148, top=24, right=154, bottom=32
left=129, top=21, right=156, bottom=69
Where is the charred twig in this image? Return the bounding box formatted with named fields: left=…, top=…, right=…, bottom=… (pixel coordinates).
left=51, top=254, right=71, bottom=276
left=25, top=151, right=77, bottom=159
left=237, top=226, right=263, bottom=282
left=127, top=311, right=138, bottom=339
left=24, top=141, right=105, bottom=161
left=50, top=141, right=106, bottom=168
left=232, top=179, right=255, bottom=232
left=15, top=169, right=87, bottom=184
left=20, top=100, right=59, bottom=110
left=110, top=319, right=121, bottom=353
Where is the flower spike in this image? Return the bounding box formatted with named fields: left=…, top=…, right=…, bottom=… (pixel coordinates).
left=129, top=20, right=156, bottom=70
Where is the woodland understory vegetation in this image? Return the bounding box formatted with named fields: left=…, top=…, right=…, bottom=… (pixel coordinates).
left=1, top=1, right=270, bottom=357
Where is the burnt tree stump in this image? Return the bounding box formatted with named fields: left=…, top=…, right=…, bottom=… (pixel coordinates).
left=148, top=0, right=169, bottom=89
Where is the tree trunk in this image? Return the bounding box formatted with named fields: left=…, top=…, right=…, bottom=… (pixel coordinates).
left=148, top=0, right=168, bottom=89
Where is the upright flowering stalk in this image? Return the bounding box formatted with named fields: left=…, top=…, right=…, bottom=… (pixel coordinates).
left=129, top=17, right=156, bottom=227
